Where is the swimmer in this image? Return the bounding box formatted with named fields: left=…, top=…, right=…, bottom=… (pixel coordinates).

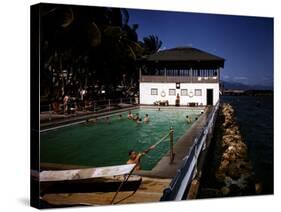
left=126, top=146, right=155, bottom=170
left=144, top=114, right=150, bottom=123
left=137, top=118, right=142, bottom=124
left=158, top=107, right=161, bottom=111
left=133, top=113, right=139, bottom=121
left=87, top=117, right=97, bottom=124
left=119, top=114, right=123, bottom=119
left=186, top=115, right=192, bottom=123
left=127, top=111, right=133, bottom=120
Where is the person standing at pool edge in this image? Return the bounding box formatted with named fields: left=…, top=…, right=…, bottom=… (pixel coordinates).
left=127, top=146, right=155, bottom=170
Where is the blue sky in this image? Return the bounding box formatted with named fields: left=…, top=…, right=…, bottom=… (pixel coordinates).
left=128, top=9, right=273, bottom=87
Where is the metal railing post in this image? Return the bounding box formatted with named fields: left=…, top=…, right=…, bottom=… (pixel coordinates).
left=108, top=99, right=111, bottom=111
left=169, top=127, right=175, bottom=164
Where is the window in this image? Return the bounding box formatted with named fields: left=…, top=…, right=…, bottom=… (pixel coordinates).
left=181, top=89, right=188, bottom=96
left=195, top=89, right=202, bottom=96
left=169, top=89, right=176, bottom=96
left=151, top=88, right=158, bottom=95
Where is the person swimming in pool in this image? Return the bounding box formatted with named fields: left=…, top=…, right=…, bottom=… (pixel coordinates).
left=126, top=146, right=155, bottom=170
left=133, top=113, right=139, bottom=121
left=86, top=117, right=97, bottom=124
left=186, top=115, right=192, bottom=124
left=136, top=118, right=142, bottom=124
left=144, top=114, right=150, bottom=123
left=127, top=111, right=133, bottom=120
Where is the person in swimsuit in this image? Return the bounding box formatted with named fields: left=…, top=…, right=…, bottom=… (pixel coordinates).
left=126, top=146, right=155, bottom=170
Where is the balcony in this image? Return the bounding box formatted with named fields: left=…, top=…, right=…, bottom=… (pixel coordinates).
left=140, top=75, right=219, bottom=83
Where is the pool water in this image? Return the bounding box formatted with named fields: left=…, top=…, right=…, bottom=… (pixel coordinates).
left=40, top=108, right=202, bottom=170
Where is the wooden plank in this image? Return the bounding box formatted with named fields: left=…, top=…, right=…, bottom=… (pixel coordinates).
left=42, top=177, right=171, bottom=206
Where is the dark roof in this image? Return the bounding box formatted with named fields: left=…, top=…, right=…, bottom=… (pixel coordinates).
left=140, top=47, right=225, bottom=69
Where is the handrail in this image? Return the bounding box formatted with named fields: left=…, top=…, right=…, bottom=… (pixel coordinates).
left=160, top=101, right=219, bottom=201
left=144, top=127, right=174, bottom=163
left=152, top=128, right=171, bottom=148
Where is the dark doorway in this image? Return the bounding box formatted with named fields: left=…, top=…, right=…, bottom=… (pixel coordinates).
left=206, top=89, right=213, bottom=105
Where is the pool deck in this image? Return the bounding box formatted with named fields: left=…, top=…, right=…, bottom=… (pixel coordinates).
left=135, top=106, right=211, bottom=178
left=42, top=177, right=171, bottom=206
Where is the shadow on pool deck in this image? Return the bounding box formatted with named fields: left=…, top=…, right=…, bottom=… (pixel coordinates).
left=135, top=107, right=211, bottom=179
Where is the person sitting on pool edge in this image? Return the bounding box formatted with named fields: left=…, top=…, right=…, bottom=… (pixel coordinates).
left=144, top=114, right=150, bottom=123
left=127, top=111, right=133, bottom=120
left=126, top=146, right=155, bottom=170
left=186, top=115, right=192, bottom=124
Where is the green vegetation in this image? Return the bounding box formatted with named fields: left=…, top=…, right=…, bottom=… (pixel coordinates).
left=40, top=4, right=162, bottom=106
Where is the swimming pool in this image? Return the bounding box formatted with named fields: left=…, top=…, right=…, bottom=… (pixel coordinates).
left=40, top=108, right=203, bottom=170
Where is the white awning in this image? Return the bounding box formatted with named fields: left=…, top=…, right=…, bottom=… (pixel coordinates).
left=40, top=164, right=136, bottom=182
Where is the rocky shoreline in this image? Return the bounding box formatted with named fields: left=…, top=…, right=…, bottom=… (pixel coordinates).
left=215, top=103, right=261, bottom=196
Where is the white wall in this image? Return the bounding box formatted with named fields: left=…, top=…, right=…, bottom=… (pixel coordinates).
left=139, top=82, right=219, bottom=106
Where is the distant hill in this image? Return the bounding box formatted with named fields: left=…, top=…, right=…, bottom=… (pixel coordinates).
left=221, top=80, right=273, bottom=90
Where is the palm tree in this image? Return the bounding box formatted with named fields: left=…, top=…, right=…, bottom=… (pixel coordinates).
left=142, top=35, right=163, bottom=55
left=40, top=4, right=145, bottom=106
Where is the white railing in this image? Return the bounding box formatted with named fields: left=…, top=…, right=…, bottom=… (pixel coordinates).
left=160, top=101, right=219, bottom=201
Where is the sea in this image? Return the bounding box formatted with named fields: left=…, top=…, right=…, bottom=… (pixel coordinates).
left=199, top=95, right=273, bottom=196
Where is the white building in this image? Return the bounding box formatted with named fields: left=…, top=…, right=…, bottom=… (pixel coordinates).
left=139, top=47, right=225, bottom=106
